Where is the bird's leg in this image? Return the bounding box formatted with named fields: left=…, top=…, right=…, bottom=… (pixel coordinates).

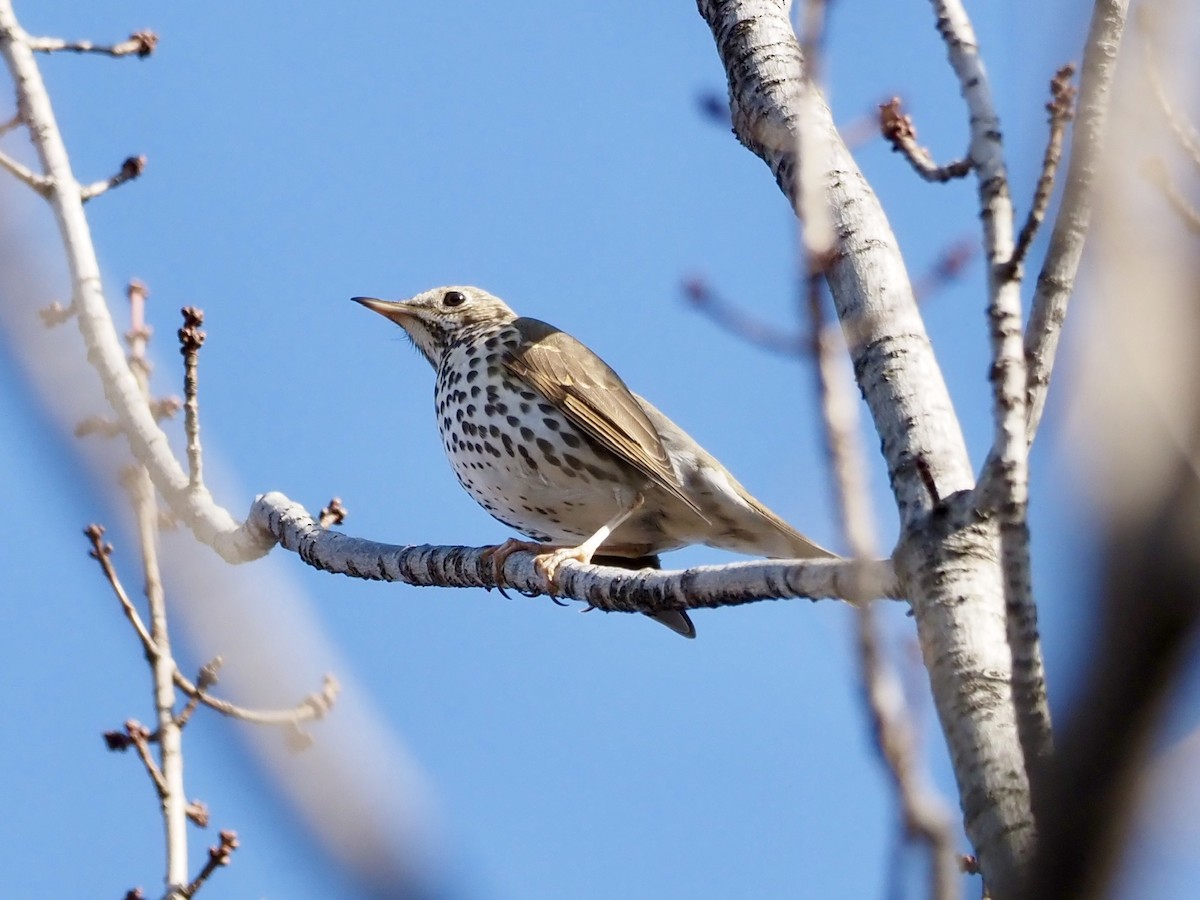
left=533, top=493, right=645, bottom=587
left=480, top=494, right=645, bottom=594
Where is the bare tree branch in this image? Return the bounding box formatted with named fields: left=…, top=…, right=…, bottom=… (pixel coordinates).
left=879, top=97, right=973, bottom=182
left=1139, top=6, right=1200, bottom=171
left=85, top=523, right=156, bottom=657
left=1024, top=0, right=1131, bottom=444
left=178, top=307, right=206, bottom=488
left=0, top=2, right=273, bottom=564
left=808, top=266, right=961, bottom=900
left=931, top=1, right=1052, bottom=827
left=255, top=489, right=896, bottom=609
left=121, top=281, right=191, bottom=897
left=0, top=144, right=48, bottom=192
left=26, top=30, right=157, bottom=58
left=80, top=154, right=145, bottom=201
left=698, top=5, right=1035, bottom=894
left=1144, top=157, right=1200, bottom=233
left=180, top=830, right=238, bottom=899
left=1008, top=65, right=1077, bottom=276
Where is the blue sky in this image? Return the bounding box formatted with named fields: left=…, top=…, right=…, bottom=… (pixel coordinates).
left=3, top=1, right=1198, bottom=898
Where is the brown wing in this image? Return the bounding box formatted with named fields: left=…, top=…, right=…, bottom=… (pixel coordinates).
left=505, top=318, right=705, bottom=518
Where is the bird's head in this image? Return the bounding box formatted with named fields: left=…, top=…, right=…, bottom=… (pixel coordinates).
left=353, top=286, right=518, bottom=367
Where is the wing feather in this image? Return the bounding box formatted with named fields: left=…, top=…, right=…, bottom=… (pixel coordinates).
left=505, top=318, right=704, bottom=517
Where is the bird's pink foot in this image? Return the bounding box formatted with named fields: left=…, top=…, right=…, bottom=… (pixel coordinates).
left=532, top=545, right=594, bottom=588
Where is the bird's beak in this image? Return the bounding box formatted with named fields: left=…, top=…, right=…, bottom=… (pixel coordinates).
left=352, top=296, right=415, bottom=324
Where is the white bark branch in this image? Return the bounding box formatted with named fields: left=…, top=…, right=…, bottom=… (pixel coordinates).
left=1024, top=0, right=1131, bottom=443
left=250, top=491, right=897, bottom=613
left=26, top=30, right=157, bottom=58
left=695, top=2, right=1033, bottom=893
left=930, top=0, right=1052, bottom=826
left=0, top=1, right=275, bottom=565
left=0, top=143, right=48, bottom=192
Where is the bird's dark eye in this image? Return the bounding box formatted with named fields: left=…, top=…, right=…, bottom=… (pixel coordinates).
left=442, top=290, right=467, bottom=308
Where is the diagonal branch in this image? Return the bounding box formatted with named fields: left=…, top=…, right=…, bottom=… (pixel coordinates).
left=179, top=830, right=238, bottom=899
left=0, top=144, right=48, bottom=193
left=1024, top=0, right=1131, bottom=445
left=85, top=523, right=157, bottom=658
left=697, top=2, right=1031, bottom=893
left=1008, top=65, right=1077, bottom=276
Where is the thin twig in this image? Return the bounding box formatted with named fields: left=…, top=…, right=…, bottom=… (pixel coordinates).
left=85, top=524, right=156, bottom=658
left=1139, top=6, right=1200, bottom=172
left=27, top=30, right=158, bottom=58
left=0, top=145, right=49, bottom=193
left=80, top=154, right=145, bottom=202
left=87, top=522, right=337, bottom=730
left=0, top=0, right=270, bottom=565
left=179, top=830, right=238, bottom=899
left=0, top=109, right=19, bottom=134
left=174, top=670, right=340, bottom=729
left=682, top=277, right=807, bottom=357
left=186, top=800, right=210, bottom=828
left=178, top=307, right=205, bottom=489
left=37, top=300, right=74, bottom=327
left=121, top=283, right=191, bottom=897
left=175, top=659, right=222, bottom=729
left=124, top=719, right=169, bottom=797
left=318, top=497, right=347, bottom=528
left=879, top=98, right=973, bottom=182
left=75, top=415, right=121, bottom=438
left=1007, top=65, right=1077, bottom=277
left=125, top=279, right=152, bottom=378
left=911, top=237, right=976, bottom=302
left=1144, top=158, right=1200, bottom=234
left=151, top=395, right=183, bottom=421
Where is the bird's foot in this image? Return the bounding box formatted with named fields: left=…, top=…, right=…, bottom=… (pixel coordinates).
left=480, top=538, right=554, bottom=598
left=532, top=545, right=595, bottom=589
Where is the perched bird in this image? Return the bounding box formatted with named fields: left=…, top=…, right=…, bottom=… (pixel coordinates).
left=354, top=286, right=833, bottom=637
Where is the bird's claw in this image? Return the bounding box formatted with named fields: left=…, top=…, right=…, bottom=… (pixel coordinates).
left=481, top=538, right=552, bottom=599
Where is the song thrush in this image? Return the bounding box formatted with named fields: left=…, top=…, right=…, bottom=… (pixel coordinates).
left=354, top=286, right=834, bottom=637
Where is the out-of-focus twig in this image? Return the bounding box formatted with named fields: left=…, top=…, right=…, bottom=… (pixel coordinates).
left=682, top=277, right=807, bottom=357
left=1139, top=6, right=1200, bottom=171
left=1144, top=158, right=1200, bottom=234
left=801, top=7, right=960, bottom=898
left=319, top=497, right=348, bottom=528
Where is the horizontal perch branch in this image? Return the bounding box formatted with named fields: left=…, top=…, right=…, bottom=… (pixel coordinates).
left=245, top=493, right=900, bottom=619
